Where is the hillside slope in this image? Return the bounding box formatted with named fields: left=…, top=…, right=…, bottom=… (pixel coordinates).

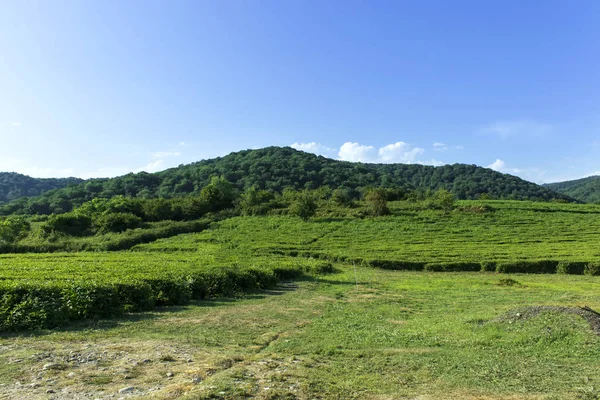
left=0, top=147, right=572, bottom=215
left=0, top=172, right=83, bottom=205
left=544, top=176, right=600, bottom=203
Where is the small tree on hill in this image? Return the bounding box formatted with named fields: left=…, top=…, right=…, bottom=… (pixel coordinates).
left=289, top=192, right=317, bottom=221
left=434, top=189, right=456, bottom=213
left=331, top=188, right=352, bottom=207
left=365, top=188, right=390, bottom=217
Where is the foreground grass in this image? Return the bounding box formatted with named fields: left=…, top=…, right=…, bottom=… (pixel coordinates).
left=1, top=267, right=599, bottom=399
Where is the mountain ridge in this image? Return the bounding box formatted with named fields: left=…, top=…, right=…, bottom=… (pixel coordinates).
left=0, top=146, right=573, bottom=215
left=544, top=176, right=600, bottom=203
left=0, top=172, right=83, bottom=205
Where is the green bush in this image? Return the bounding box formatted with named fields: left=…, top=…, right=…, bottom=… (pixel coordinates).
left=496, top=260, right=558, bottom=274
left=40, top=213, right=92, bottom=236
left=289, top=194, right=317, bottom=222
left=367, top=260, right=425, bottom=271
left=556, top=261, right=586, bottom=275
left=0, top=259, right=328, bottom=332
left=93, top=212, right=143, bottom=234
left=585, top=262, right=600, bottom=276
left=424, top=262, right=481, bottom=272
left=480, top=261, right=497, bottom=272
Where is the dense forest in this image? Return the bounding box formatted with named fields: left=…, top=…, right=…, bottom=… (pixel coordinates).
left=0, top=147, right=572, bottom=216
left=544, top=176, right=600, bottom=204
left=0, top=172, right=83, bottom=204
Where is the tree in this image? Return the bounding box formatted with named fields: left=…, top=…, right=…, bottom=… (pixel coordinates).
left=200, top=176, right=237, bottom=211
left=331, top=188, right=352, bottom=206
left=0, top=217, right=31, bottom=244
left=289, top=193, right=317, bottom=221
left=365, top=189, right=390, bottom=216
left=434, top=189, right=456, bottom=213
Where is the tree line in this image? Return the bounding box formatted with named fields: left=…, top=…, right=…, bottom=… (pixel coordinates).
left=0, top=146, right=572, bottom=217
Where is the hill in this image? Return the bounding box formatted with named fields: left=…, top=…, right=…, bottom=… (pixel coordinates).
left=0, top=146, right=572, bottom=215
left=0, top=172, right=83, bottom=205
left=544, top=176, right=600, bottom=203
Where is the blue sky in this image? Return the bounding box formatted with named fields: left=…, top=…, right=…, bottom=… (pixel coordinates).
left=0, top=0, right=598, bottom=183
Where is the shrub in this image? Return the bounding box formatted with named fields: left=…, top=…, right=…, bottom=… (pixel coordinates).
left=331, top=188, right=353, bottom=207
left=424, top=262, right=481, bottom=272
left=556, top=261, right=586, bottom=275
left=480, top=261, right=497, bottom=272
left=40, top=213, right=92, bottom=236
left=365, top=189, right=390, bottom=217
left=366, top=260, right=425, bottom=271
left=585, top=262, right=600, bottom=276
left=496, top=260, right=558, bottom=274
left=0, top=217, right=30, bottom=244
left=93, top=212, right=143, bottom=234
left=289, top=194, right=317, bottom=222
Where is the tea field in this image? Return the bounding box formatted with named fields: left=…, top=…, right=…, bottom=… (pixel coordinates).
left=1, top=200, right=600, bottom=399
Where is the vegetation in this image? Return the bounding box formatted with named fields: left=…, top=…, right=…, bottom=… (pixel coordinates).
left=544, top=175, right=600, bottom=203
left=133, top=200, right=600, bottom=271
left=0, top=252, right=332, bottom=331
left=0, top=147, right=573, bottom=216
left=0, top=268, right=599, bottom=399
left=0, top=172, right=82, bottom=204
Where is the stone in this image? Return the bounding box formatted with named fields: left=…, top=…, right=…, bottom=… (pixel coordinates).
left=43, top=363, right=64, bottom=371
left=118, top=386, right=135, bottom=394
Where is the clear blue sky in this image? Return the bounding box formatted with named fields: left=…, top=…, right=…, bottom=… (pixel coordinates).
left=1, top=0, right=598, bottom=183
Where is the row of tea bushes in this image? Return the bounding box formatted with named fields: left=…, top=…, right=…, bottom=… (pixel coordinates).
left=0, top=260, right=333, bottom=332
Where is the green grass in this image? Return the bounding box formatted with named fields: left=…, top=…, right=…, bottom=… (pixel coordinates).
left=2, top=200, right=600, bottom=397
left=133, top=200, right=600, bottom=265
left=1, top=268, right=599, bottom=399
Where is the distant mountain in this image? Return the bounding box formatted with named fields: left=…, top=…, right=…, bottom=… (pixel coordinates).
left=544, top=176, right=600, bottom=203
left=0, top=147, right=573, bottom=215
left=0, top=172, right=83, bottom=205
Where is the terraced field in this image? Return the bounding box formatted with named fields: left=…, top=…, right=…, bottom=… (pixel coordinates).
left=134, top=200, right=600, bottom=265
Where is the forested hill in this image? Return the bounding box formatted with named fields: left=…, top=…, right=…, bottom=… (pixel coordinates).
left=544, top=176, right=600, bottom=203
left=0, top=172, right=83, bottom=205
left=0, top=147, right=572, bottom=215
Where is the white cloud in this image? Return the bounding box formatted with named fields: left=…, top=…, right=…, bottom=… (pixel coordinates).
left=291, top=142, right=337, bottom=158
left=11, top=122, right=21, bottom=127
left=178, top=141, right=186, bottom=146
left=338, top=142, right=377, bottom=162
left=482, top=120, right=554, bottom=139
left=136, top=159, right=165, bottom=173
left=487, top=158, right=538, bottom=179
left=487, top=159, right=506, bottom=171
left=418, top=159, right=445, bottom=167
left=433, top=142, right=463, bottom=152
left=293, top=140, right=439, bottom=165
left=377, top=141, right=424, bottom=163
left=151, top=151, right=181, bottom=160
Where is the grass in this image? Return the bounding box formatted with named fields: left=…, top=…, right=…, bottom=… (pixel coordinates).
left=2, top=199, right=600, bottom=397
left=133, top=200, right=600, bottom=265
left=0, top=267, right=599, bottom=399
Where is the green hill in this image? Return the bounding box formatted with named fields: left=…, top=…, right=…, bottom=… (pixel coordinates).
left=0, top=172, right=83, bottom=205
left=0, top=146, right=572, bottom=215
left=544, top=176, right=600, bottom=203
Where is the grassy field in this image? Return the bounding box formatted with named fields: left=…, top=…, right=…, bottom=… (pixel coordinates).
left=134, top=200, right=600, bottom=265
left=1, top=200, right=600, bottom=398
left=1, top=267, right=599, bottom=399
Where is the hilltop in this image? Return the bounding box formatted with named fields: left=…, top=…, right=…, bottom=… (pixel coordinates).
left=544, top=176, right=600, bottom=204
left=0, top=146, right=572, bottom=215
